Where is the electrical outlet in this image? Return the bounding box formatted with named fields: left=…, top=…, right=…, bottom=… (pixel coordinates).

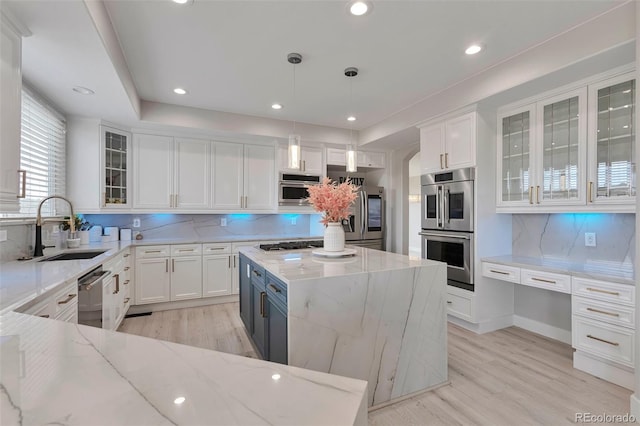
left=291, top=217, right=297, bottom=225
left=221, top=218, right=227, bottom=227
left=585, top=232, right=596, bottom=247
left=132, top=218, right=141, bottom=228
left=0, top=229, right=7, bottom=242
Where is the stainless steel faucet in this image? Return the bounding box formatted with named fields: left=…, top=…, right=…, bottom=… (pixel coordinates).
left=34, top=195, right=75, bottom=257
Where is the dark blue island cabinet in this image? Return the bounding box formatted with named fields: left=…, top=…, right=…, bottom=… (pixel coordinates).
left=238, top=253, right=288, bottom=364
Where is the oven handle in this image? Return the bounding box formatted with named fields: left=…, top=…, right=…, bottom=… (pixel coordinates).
left=419, top=232, right=471, bottom=240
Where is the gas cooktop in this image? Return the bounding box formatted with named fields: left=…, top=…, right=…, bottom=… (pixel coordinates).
left=259, top=240, right=324, bottom=251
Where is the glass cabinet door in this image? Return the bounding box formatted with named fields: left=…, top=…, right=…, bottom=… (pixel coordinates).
left=498, top=106, right=534, bottom=205
left=537, top=88, right=586, bottom=204
left=102, top=127, right=131, bottom=207
left=593, top=77, right=635, bottom=201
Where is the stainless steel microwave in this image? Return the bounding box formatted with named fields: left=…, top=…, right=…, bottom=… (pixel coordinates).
left=278, top=173, right=322, bottom=206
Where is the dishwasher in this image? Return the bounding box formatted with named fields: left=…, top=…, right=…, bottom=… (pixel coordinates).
left=77, top=266, right=110, bottom=328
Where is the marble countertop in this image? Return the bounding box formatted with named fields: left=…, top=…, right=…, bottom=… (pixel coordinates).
left=0, top=311, right=368, bottom=425
left=482, top=255, right=635, bottom=285
left=238, top=245, right=442, bottom=283
left=0, top=235, right=322, bottom=313
left=124, top=234, right=323, bottom=246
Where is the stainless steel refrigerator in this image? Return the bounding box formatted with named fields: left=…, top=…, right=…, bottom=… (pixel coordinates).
left=341, top=186, right=385, bottom=250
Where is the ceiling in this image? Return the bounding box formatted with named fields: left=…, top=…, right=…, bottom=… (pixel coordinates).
left=4, top=0, right=629, bottom=136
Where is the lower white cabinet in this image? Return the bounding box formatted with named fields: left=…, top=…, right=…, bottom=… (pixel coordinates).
left=16, top=280, right=78, bottom=324
left=445, top=286, right=473, bottom=322
left=203, top=255, right=232, bottom=297
left=135, top=256, right=171, bottom=304
left=171, top=256, right=203, bottom=301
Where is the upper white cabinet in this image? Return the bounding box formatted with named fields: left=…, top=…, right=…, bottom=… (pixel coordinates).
left=325, top=148, right=386, bottom=169
left=419, top=111, right=476, bottom=174
left=497, top=67, right=635, bottom=213
left=133, top=134, right=174, bottom=209
left=0, top=17, right=22, bottom=212
left=212, top=142, right=275, bottom=211
left=587, top=72, right=636, bottom=207
left=133, top=134, right=211, bottom=210
left=278, top=145, right=324, bottom=175
left=102, top=126, right=132, bottom=208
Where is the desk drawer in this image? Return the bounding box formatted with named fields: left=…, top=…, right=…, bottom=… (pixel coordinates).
left=572, top=296, right=634, bottom=329
left=572, top=316, right=634, bottom=367
left=482, top=262, right=520, bottom=283
left=521, top=268, right=571, bottom=294
left=572, top=277, right=634, bottom=307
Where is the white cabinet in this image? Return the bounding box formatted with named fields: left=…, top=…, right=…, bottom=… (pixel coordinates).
left=203, top=256, right=232, bottom=297
left=419, top=111, right=476, bottom=174
left=102, top=126, right=132, bottom=208
left=326, top=148, right=386, bottom=169
left=16, top=280, right=79, bottom=324
left=171, top=256, right=203, bottom=301
left=133, top=134, right=174, bottom=209
left=133, top=135, right=211, bottom=210
left=571, top=277, right=635, bottom=389
left=587, top=72, right=636, bottom=208
left=0, top=17, right=22, bottom=212
left=278, top=145, right=324, bottom=174
left=135, top=254, right=171, bottom=305
left=174, top=138, right=210, bottom=209
left=212, top=142, right=275, bottom=211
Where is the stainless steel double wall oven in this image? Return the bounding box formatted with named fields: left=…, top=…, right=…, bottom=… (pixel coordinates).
left=420, top=168, right=475, bottom=291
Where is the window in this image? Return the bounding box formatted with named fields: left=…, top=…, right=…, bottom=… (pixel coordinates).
left=19, top=86, right=66, bottom=216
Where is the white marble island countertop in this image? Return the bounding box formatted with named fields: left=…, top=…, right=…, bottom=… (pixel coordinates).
left=0, top=311, right=368, bottom=426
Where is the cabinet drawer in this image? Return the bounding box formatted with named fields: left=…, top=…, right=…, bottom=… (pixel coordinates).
left=171, top=244, right=202, bottom=257
left=446, top=291, right=472, bottom=321
left=18, top=298, right=52, bottom=319
left=104, top=255, right=124, bottom=275
left=572, top=296, right=634, bottom=329
left=203, top=243, right=231, bottom=254
left=520, top=268, right=571, bottom=294
left=572, top=277, right=634, bottom=307
left=51, top=282, right=78, bottom=318
left=265, top=272, right=287, bottom=308
left=250, top=262, right=266, bottom=284
left=572, top=316, right=634, bottom=367
left=482, top=262, right=520, bottom=283
left=136, top=245, right=170, bottom=258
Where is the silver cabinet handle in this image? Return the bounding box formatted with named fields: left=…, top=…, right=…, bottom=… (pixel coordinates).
left=439, top=154, right=443, bottom=169
left=145, top=250, right=162, bottom=254
left=228, top=256, right=231, bottom=268
left=536, top=185, right=540, bottom=204
left=178, top=249, right=194, bottom=252
left=489, top=269, right=509, bottom=275
left=165, top=259, right=169, bottom=273
left=531, top=277, right=556, bottom=284
left=588, top=181, right=594, bottom=203
left=528, top=186, right=533, bottom=205
left=444, top=152, right=448, bottom=168
left=268, top=283, right=281, bottom=293
left=172, top=258, right=175, bottom=273
left=233, top=256, right=236, bottom=268
left=206, top=247, right=225, bottom=251
left=17, top=170, right=26, bottom=198
left=446, top=301, right=452, bottom=304
left=586, top=287, right=620, bottom=296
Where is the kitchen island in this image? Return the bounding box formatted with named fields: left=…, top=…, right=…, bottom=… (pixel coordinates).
left=238, top=246, right=448, bottom=407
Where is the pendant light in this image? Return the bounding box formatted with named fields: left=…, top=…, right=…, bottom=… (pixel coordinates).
left=287, top=53, right=302, bottom=170
left=345, top=67, right=358, bottom=173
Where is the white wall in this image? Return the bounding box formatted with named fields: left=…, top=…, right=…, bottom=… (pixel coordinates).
left=387, top=143, right=419, bottom=254
left=408, top=154, right=421, bottom=257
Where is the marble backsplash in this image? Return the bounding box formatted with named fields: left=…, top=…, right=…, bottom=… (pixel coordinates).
left=0, top=214, right=324, bottom=261
left=512, top=213, right=635, bottom=273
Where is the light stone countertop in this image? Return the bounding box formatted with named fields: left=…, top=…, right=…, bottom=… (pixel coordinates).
left=0, top=235, right=320, bottom=313
left=238, top=245, right=442, bottom=283
left=0, top=311, right=368, bottom=426
left=482, top=255, right=635, bottom=285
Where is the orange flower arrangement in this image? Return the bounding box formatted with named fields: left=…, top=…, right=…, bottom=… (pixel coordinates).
left=306, top=177, right=359, bottom=225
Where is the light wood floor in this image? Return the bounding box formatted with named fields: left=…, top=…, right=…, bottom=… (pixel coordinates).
left=118, top=303, right=632, bottom=425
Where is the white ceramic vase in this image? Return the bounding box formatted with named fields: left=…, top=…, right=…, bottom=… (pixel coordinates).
left=324, top=222, right=345, bottom=252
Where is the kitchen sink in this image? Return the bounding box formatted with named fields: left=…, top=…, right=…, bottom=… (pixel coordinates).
left=40, top=250, right=107, bottom=261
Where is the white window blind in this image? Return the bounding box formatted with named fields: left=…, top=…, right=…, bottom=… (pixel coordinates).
left=19, top=86, right=66, bottom=216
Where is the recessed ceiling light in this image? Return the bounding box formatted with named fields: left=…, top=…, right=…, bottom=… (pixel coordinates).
left=271, top=103, right=283, bottom=110
left=173, top=397, right=186, bottom=405
left=173, top=88, right=187, bottom=95
left=72, top=86, right=95, bottom=95
left=347, top=116, right=356, bottom=122
left=172, top=0, right=189, bottom=4
left=349, top=1, right=371, bottom=16
left=465, top=44, right=482, bottom=55
left=272, top=374, right=281, bottom=381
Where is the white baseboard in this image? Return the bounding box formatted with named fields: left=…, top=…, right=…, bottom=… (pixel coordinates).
left=574, top=350, right=634, bottom=391
left=513, top=315, right=571, bottom=344
left=630, top=393, right=640, bottom=420
left=128, top=294, right=239, bottom=315
left=447, top=314, right=513, bottom=334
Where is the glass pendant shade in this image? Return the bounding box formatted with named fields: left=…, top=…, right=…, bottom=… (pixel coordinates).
left=346, top=145, right=357, bottom=173
left=288, top=134, right=301, bottom=169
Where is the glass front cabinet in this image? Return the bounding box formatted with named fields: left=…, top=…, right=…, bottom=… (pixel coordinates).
left=498, top=69, right=635, bottom=212
left=101, top=126, right=132, bottom=208
left=587, top=72, right=636, bottom=207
